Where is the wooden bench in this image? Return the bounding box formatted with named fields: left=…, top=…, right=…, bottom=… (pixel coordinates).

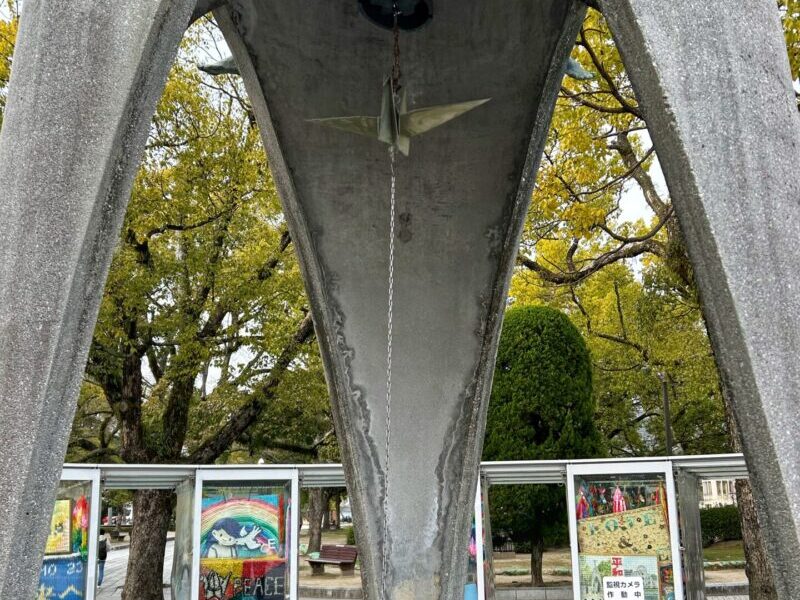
left=306, top=544, right=358, bottom=575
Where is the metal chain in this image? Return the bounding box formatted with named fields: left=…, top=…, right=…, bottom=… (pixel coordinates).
left=382, top=7, right=400, bottom=598
left=381, top=145, right=397, bottom=600
left=391, top=1, right=402, bottom=91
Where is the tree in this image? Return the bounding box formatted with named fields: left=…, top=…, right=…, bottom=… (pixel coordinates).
left=511, top=6, right=800, bottom=596
left=62, top=26, right=332, bottom=600
left=0, top=1, right=18, bottom=129
left=780, top=0, right=799, bottom=110
left=512, top=263, right=729, bottom=458
left=483, top=306, right=604, bottom=585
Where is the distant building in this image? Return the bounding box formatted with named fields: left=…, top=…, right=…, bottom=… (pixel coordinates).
left=340, top=497, right=352, bottom=523
left=700, top=479, right=737, bottom=508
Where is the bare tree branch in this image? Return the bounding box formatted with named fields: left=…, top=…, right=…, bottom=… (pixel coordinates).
left=144, top=208, right=234, bottom=239
left=609, top=132, right=668, bottom=216
left=598, top=207, right=673, bottom=244
left=606, top=411, right=660, bottom=440
left=578, top=28, right=643, bottom=119
left=189, top=313, right=316, bottom=463
left=518, top=238, right=663, bottom=285
left=614, top=281, right=628, bottom=340
left=256, top=230, right=292, bottom=281
left=560, top=86, right=631, bottom=115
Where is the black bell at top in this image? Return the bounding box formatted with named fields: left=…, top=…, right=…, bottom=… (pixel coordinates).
left=358, top=0, right=432, bottom=31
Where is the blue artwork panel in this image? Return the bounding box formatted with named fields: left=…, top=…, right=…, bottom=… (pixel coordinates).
left=38, top=553, right=86, bottom=599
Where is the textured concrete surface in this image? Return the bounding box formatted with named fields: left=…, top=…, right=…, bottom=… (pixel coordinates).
left=216, top=2, right=584, bottom=597
left=0, top=1, right=194, bottom=598
left=601, top=0, right=800, bottom=596
left=191, top=0, right=227, bottom=24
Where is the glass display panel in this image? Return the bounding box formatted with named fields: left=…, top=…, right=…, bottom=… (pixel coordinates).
left=573, top=472, right=674, bottom=600
left=478, top=482, right=496, bottom=600
left=38, top=480, right=92, bottom=599
left=172, top=479, right=195, bottom=599
left=199, top=481, right=291, bottom=600
left=465, top=515, right=479, bottom=600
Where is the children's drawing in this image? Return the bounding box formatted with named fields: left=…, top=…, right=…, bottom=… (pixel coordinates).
left=201, top=495, right=284, bottom=559
left=45, top=500, right=71, bottom=555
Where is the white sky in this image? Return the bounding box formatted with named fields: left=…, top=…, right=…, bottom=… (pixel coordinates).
left=618, top=131, right=668, bottom=224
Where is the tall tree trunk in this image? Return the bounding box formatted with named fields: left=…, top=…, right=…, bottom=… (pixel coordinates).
left=334, top=494, right=342, bottom=530
left=308, top=488, right=325, bottom=554
left=529, top=535, right=544, bottom=587
left=322, top=492, right=331, bottom=531
left=720, top=384, right=777, bottom=600
left=122, top=489, right=174, bottom=600
left=114, top=507, right=122, bottom=538
left=736, top=479, right=776, bottom=600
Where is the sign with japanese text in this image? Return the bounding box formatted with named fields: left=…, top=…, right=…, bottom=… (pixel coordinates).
left=602, top=576, right=645, bottom=599
left=578, top=555, right=659, bottom=600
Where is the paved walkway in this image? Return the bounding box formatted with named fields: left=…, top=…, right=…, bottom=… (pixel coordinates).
left=91, top=543, right=750, bottom=600
left=96, top=540, right=173, bottom=600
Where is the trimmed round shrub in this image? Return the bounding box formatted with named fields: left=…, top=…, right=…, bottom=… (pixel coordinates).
left=700, top=505, right=742, bottom=546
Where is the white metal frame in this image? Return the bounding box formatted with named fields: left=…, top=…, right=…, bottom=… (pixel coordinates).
left=57, top=455, right=750, bottom=600
left=474, top=478, right=486, bottom=600
left=66, top=453, right=748, bottom=489
left=58, top=467, right=101, bottom=600
left=192, top=467, right=300, bottom=600
left=566, top=461, right=684, bottom=600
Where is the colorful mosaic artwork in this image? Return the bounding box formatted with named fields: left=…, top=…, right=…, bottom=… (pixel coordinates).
left=200, top=558, right=286, bottom=600
left=38, top=554, right=85, bottom=599
left=201, top=495, right=285, bottom=559
left=45, top=500, right=71, bottom=555
left=577, top=505, right=671, bottom=562
left=200, top=491, right=288, bottom=599
left=71, top=496, right=89, bottom=558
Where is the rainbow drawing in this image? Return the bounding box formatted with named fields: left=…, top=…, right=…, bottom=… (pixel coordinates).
left=201, top=495, right=285, bottom=558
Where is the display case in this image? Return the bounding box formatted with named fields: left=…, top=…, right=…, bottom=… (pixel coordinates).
left=567, top=462, right=683, bottom=600
left=470, top=477, right=495, bottom=600
left=192, top=469, right=299, bottom=600
left=172, top=478, right=196, bottom=599
left=38, top=468, right=100, bottom=600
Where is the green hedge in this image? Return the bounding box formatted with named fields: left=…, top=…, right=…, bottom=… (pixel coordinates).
left=700, top=505, right=742, bottom=546
left=346, top=525, right=356, bottom=546
left=510, top=520, right=570, bottom=554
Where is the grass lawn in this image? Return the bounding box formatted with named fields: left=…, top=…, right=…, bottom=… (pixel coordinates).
left=294, top=536, right=747, bottom=588
left=703, top=540, right=745, bottom=562
left=298, top=526, right=351, bottom=549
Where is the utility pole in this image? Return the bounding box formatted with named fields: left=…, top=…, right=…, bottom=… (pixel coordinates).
left=658, top=372, right=674, bottom=455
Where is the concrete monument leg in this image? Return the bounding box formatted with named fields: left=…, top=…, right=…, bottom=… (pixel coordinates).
left=215, top=2, right=585, bottom=597
left=601, top=0, right=800, bottom=594
left=0, top=1, right=194, bottom=597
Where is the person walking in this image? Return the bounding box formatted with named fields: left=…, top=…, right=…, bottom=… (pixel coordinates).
left=97, top=533, right=109, bottom=588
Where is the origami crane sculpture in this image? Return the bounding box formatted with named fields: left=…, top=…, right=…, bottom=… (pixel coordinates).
left=308, top=78, right=490, bottom=156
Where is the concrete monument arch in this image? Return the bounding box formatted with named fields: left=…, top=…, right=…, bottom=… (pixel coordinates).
left=0, top=1, right=798, bottom=598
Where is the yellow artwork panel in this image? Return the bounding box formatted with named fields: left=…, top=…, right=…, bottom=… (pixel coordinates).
left=45, top=499, right=71, bottom=555
left=577, top=505, right=671, bottom=562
